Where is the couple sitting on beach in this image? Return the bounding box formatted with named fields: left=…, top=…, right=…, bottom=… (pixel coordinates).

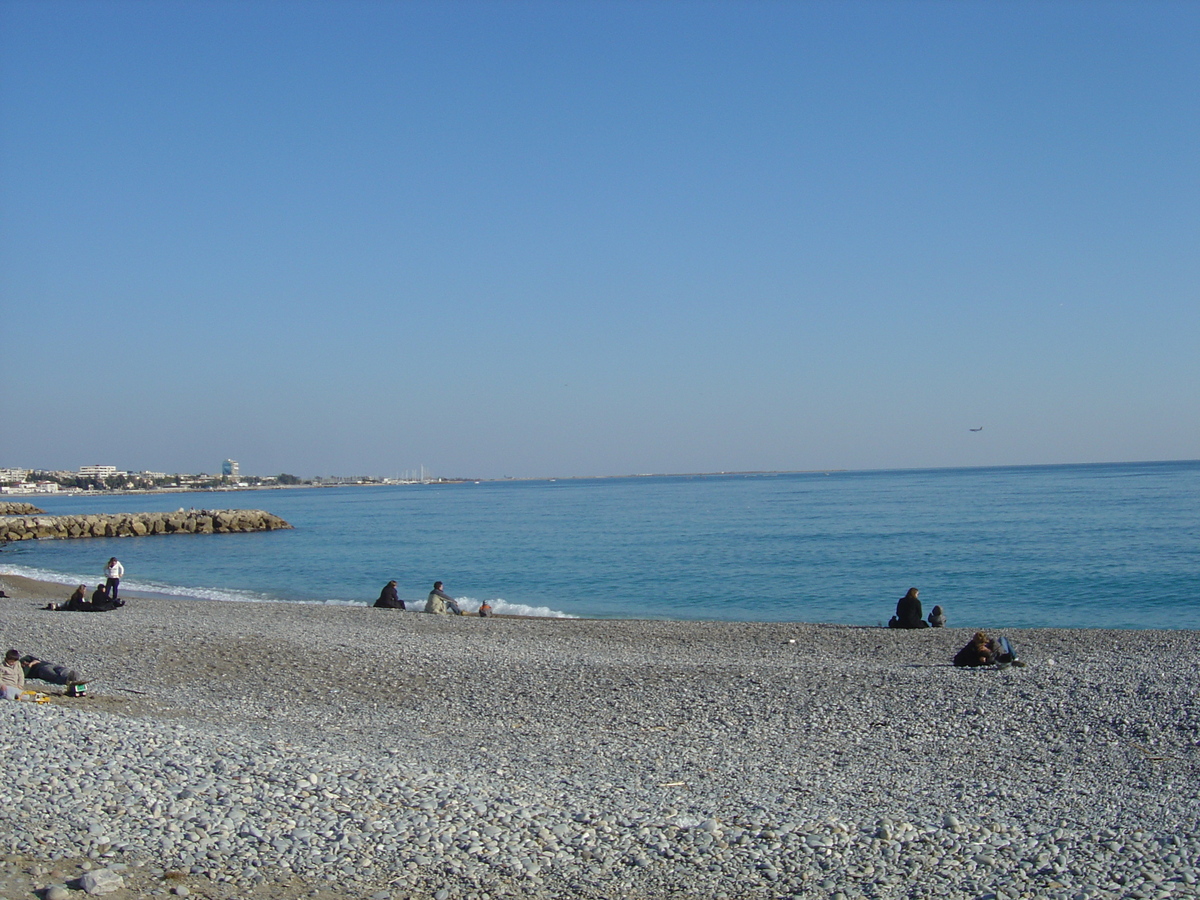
left=887, top=588, right=945, bottom=629
left=953, top=631, right=1025, bottom=668
left=45, top=584, right=124, bottom=613
left=375, top=580, right=493, bottom=617
left=374, top=580, right=463, bottom=613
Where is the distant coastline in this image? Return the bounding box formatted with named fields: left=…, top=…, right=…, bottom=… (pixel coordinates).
left=5, top=458, right=1198, bottom=500
left=1, top=469, right=850, bottom=498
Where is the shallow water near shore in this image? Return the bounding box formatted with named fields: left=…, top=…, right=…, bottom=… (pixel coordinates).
left=3, top=460, right=1199, bottom=628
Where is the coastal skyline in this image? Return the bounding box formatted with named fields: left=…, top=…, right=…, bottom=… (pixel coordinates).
left=2, top=1, right=1197, bottom=480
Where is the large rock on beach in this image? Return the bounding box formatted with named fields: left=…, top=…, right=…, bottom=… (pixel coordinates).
left=79, top=868, right=124, bottom=894
left=0, top=509, right=291, bottom=541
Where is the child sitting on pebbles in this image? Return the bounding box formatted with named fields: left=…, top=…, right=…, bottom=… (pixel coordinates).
left=2, top=649, right=25, bottom=700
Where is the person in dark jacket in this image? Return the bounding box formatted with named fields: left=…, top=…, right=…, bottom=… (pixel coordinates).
left=20, top=654, right=81, bottom=685
left=954, top=632, right=998, bottom=667
left=888, top=587, right=929, bottom=629
left=46, top=584, right=122, bottom=612
left=953, top=632, right=1024, bottom=668
left=374, top=580, right=405, bottom=610
left=63, top=585, right=89, bottom=611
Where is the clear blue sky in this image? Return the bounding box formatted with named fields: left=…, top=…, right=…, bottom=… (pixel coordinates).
left=2, top=0, right=1197, bottom=479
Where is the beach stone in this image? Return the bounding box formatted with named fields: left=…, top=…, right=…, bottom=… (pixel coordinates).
left=0, top=592, right=1196, bottom=900
left=79, top=869, right=124, bottom=894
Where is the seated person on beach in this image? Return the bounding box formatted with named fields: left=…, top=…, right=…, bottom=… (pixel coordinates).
left=374, top=580, right=405, bottom=610
left=2, top=649, right=25, bottom=700
left=47, top=584, right=123, bottom=612
left=84, top=582, right=124, bottom=611
left=953, top=632, right=996, bottom=667
left=952, top=632, right=1023, bottom=667
left=424, top=581, right=462, bottom=615
left=927, top=605, right=947, bottom=627
left=888, top=588, right=929, bottom=629
left=478, top=600, right=493, bottom=617
left=47, top=585, right=89, bottom=611
left=20, top=654, right=81, bottom=685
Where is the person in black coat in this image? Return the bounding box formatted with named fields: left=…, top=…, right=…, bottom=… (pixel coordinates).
left=374, top=580, right=405, bottom=610
left=888, top=587, right=929, bottom=629
left=21, top=654, right=81, bottom=685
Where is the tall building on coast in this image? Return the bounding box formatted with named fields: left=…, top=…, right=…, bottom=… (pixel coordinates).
left=78, top=465, right=119, bottom=478
left=222, top=459, right=239, bottom=477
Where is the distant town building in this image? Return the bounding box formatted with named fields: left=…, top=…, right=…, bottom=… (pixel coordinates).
left=0, top=468, right=30, bottom=484
left=78, top=465, right=119, bottom=478
left=222, top=459, right=239, bottom=477
left=1, top=481, right=58, bottom=494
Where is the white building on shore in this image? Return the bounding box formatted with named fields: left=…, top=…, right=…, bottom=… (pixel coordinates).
left=1, top=481, right=59, bottom=494
left=78, top=464, right=119, bottom=478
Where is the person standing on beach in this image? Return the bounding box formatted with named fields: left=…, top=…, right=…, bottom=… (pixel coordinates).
left=374, top=580, right=405, bottom=610
left=105, top=557, right=124, bottom=601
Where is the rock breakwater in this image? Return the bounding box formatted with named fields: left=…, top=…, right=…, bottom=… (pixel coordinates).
left=0, top=501, right=46, bottom=515
left=0, top=509, right=292, bottom=541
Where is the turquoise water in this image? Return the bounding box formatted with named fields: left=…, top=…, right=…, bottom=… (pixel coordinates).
left=3, top=460, right=1198, bottom=629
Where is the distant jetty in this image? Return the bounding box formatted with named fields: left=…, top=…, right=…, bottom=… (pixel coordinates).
left=0, top=501, right=46, bottom=516
left=0, top=509, right=292, bottom=541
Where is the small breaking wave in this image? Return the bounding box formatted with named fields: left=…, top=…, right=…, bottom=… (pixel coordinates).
left=454, top=596, right=576, bottom=618
left=0, top=565, right=575, bottom=616
left=0, top=564, right=84, bottom=589
left=0, top=564, right=284, bottom=604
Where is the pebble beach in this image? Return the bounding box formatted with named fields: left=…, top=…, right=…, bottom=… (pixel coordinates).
left=2, top=573, right=1198, bottom=900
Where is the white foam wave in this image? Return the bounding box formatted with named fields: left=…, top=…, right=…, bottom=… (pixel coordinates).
left=0, top=565, right=575, bottom=616
left=0, top=564, right=83, bottom=589
left=455, top=596, right=576, bottom=618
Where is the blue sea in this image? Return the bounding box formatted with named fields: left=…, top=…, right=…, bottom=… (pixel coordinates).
left=3, top=461, right=1198, bottom=630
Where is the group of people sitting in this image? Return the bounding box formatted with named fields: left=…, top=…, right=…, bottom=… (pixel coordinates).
left=887, top=588, right=945, bottom=629
left=373, top=580, right=493, bottom=617
left=2, top=649, right=84, bottom=700
left=952, top=631, right=1024, bottom=668
left=44, top=583, right=125, bottom=612
left=886, top=587, right=1023, bottom=668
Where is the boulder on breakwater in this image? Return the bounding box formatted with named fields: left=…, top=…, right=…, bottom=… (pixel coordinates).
left=0, top=509, right=292, bottom=541
left=0, top=501, right=46, bottom=516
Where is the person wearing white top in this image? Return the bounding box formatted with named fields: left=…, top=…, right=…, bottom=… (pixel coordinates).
left=105, top=557, right=124, bottom=601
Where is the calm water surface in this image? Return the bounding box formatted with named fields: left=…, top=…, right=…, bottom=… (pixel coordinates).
left=4, top=461, right=1198, bottom=629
